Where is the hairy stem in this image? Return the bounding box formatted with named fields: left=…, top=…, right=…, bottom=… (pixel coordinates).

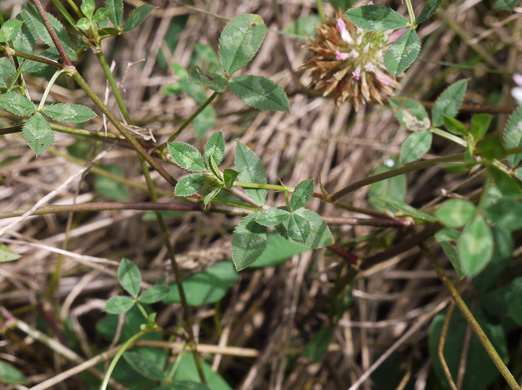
left=31, top=0, right=73, bottom=66
left=0, top=45, right=61, bottom=69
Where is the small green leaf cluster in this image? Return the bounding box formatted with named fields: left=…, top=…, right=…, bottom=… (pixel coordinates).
left=389, top=79, right=522, bottom=279
left=168, top=131, right=230, bottom=205
left=345, top=0, right=444, bottom=78
left=0, top=91, right=96, bottom=155
left=168, top=131, right=334, bottom=271
left=104, top=258, right=169, bottom=315
left=104, top=0, right=154, bottom=33
left=232, top=180, right=334, bottom=271
left=186, top=14, right=289, bottom=113
left=391, top=80, right=496, bottom=165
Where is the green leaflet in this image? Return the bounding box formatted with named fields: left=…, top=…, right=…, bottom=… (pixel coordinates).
left=458, top=216, right=494, bottom=277
left=232, top=213, right=268, bottom=271
left=188, top=65, right=228, bottom=93
left=278, top=208, right=334, bottom=249
left=175, top=174, right=205, bottom=197
left=443, top=115, right=469, bottom=136
left=384, top=29, right=421, bottom=78
left=235, top=143, right=267, bottom=205
left=223, top=169, right=239, bottom=189
left=416, top=0, right=444, bottom=24
left=0, top=19, right=23, bottom=42
left=503, top=106, right=522, bottom=166
left=219, top=14, right=267, bottom=75
left=0, top=92, right=36, bottom=116
left=81, top=0, right=96, bottom=19
left=229, top=75, right=289, bottom=112
left=123, top=351, right=165, bottom=381
left=106, top=0, right=124, bottom=27
left=345, top=6, right=409, bottom=31
left=284, top=213, right=311, bottom=243
left=22, top=113, right=54, bottom=156
left=118, top=258, right=141, bottom=297
left=138, top=285, right=170, bottom=304
left=0, top=244, right=21, bottom=262
left=470, top=113, right=492, bottom=140
left=494, top=0, right=519, bottom=10
left=204, top=131, right=225, bottom=166
left=400, top=130, right=432, bottom=164
left=104, top=296, right=135, bottom=314
left=168, top=142, right=207, bottom=172
left=435, top=199, right=476, bottom=228
left=0, top=360, right=29, bottom=385
left=255, top=208, right=290, bottom=227
left=290, top=179, right=314, bottom=211
left=122, top=5, right=154, bottom=32
left=163, top=261, right=238, bottom=306
left=432, top=79, right=468, bottom=127
left=42, top=104, right=96, bottom=123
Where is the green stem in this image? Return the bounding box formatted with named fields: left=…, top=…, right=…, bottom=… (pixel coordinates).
left=68, top=67, right=178, bottom=187
left=0, top=201, right=201, bottom=219
left=404, top=0, right=416, bottom=27
left=316, top=0, right=326, bottom=23
left=37, top=69, right=65, bottom=111
left=139, top=158, right=207, bottom=384
left=0, top=45, right=61, bottom=69
left=49, top=0, right=83, bottom=33
left=64, top=0, right=83, bottom=19
left=162, top=92, right=219, bottom=148
left=234, top=181, right=293, bottom=192
left=100, top=327, right=156, bottom=390
left=431, top=128, right=468, bottom=147
left=95, top=50, right=131, bottom=123
left=422, top=245, right=521, bottom=390
left=50, top=123, right=126, bottom=141
left=331, top=153, right=465, bottom=202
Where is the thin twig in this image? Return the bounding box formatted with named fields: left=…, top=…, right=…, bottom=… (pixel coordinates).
left=421, top=244, right=521, bottom=390
left=438, top=301, right=458, bottom=390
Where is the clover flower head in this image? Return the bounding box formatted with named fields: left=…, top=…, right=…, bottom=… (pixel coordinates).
left=302, top=13, right=402, bottom=111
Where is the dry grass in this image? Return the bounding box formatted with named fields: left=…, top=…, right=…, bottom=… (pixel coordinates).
left=0, top=0, right=521, bottom=389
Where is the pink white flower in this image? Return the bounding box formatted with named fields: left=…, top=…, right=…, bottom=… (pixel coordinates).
left=513, top=74, right=522, bottom=105
left=336, top=18, right=353, bottom=44
left=352, top=67, right=361, bottom=80
left=336, top=50, right=349, bottom=61
left=388, top=28, right=407, bottom=43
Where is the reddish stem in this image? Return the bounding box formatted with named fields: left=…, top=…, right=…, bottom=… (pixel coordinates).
left=31, top=0, right=73, bottom=67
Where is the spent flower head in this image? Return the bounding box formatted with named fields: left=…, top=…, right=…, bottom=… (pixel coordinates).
left=302, top=13, right=402, bottom=111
